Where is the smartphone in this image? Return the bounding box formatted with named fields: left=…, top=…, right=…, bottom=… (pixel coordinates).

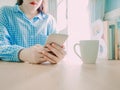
left=45, top=34, right=68, bottom=46
left=44, top=34, right=68, bottom=57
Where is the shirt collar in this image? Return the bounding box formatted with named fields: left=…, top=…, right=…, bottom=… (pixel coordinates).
left=13, top=5, right=48, bottom=20
left=35, top=12, right=48, bottom=20
left=13, top=5, right=21, bottom=13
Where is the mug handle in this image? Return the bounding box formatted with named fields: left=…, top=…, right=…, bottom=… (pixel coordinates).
left=73, top=43, right=81, bottom=58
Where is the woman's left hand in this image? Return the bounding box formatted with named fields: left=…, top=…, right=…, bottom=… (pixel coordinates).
left=42, top=43, right=66, bottom=64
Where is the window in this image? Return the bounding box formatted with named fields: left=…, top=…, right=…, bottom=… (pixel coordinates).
left=68, top=0, right=91, bottom=62
left=57, top=0, right=91, bottom=63
left=57, top=0, right=67, bottom=32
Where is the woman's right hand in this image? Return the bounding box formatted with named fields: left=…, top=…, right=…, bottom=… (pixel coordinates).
left=19, top=44, right=47, bottom=64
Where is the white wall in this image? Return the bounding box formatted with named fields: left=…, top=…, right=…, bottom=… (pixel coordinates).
left=0, top=0, right=16, bottom=7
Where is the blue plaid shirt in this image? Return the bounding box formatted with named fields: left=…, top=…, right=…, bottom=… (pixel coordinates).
left=0, top=5, right=56, bottom=62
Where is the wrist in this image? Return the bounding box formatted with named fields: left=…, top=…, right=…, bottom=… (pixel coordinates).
left=18, top=49, right=25, bottom=62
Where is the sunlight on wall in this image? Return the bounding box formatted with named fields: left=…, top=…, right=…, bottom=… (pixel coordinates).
left=0, top=0, right=16, bottom=7
left=57, top=0, right=67, bottom=32
left=65, top=0, right=91, bottom=64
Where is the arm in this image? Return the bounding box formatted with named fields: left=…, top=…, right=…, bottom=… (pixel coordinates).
left=0, top=24, right=49, bottom=63
left=0, top=7, right=25, bottom=62
left=0, top=23, right=24, bottom=62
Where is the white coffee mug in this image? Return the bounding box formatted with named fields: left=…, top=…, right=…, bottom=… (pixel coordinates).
left=73, top=40, right=99, bottom=64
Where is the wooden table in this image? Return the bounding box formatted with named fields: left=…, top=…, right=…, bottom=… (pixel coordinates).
left=0, top=56, right=120, bottom=90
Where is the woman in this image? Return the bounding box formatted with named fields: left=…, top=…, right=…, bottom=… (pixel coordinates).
left=0, top=0, right=66, bottom=64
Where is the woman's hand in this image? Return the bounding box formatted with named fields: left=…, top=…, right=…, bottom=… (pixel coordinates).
left=42, top=43, right=66, bottom=64
left=19, top=44, right=47, bottom=64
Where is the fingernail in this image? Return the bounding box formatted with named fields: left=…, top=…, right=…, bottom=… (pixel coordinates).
left=52, top=43, right=54, bottom=46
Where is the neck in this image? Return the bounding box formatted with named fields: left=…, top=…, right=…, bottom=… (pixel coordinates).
left=19, top=5, right=38, bottom=19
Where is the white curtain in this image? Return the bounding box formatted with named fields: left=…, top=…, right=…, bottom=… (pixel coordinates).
left=88, top=0, right=107, bottom=59
left=88, top=0, right=105, bottom=23
left=48, top=0, right=57, bottom=20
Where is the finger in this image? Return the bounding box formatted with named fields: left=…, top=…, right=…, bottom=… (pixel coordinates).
left=51, top=43, right=63, bottom=51
left=46, top=44, right=63, bottom=57
left=38, top=57, right=47, bottom=64
left=44, top=56, right=57, bottom=64
left=30, top=53, right=45, bottom=64
left=51, top=43, right=66, bottom=55
left=42, top=51, right=58, bottom=63
left=32, top=57, right=47, bottom=64
left=45, top=45, right=66, bottom=61
left=44, top=47, right=51, bottom=52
